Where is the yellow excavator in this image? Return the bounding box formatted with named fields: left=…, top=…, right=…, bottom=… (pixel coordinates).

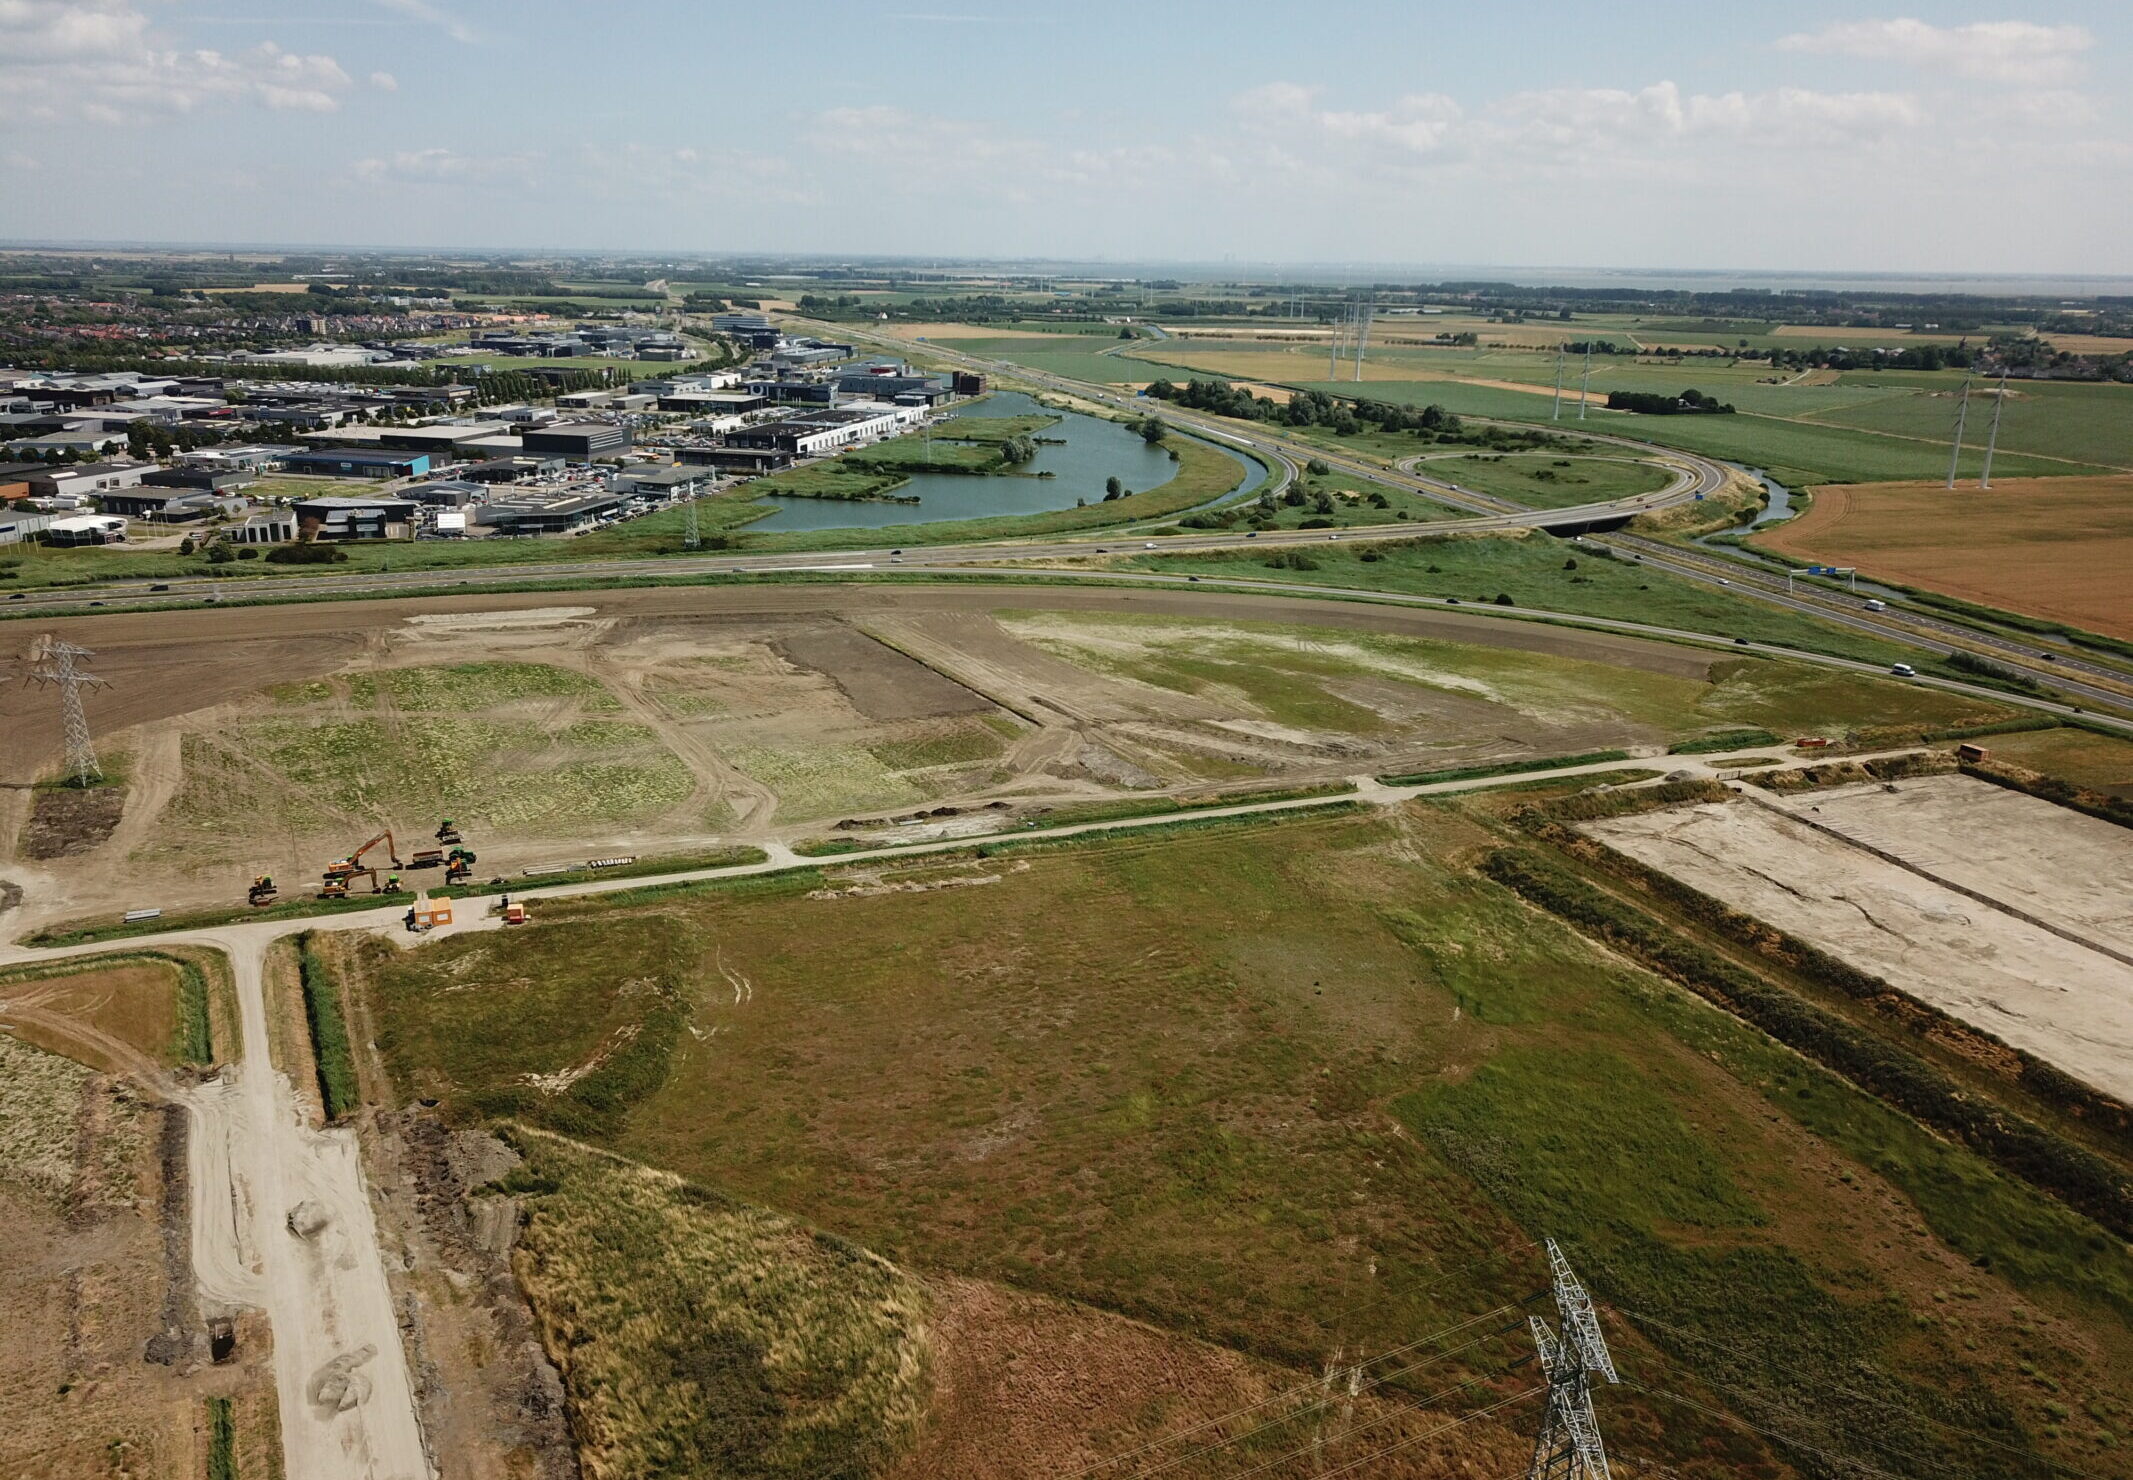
left=247, top=874, right=278, bottom=907
left=319, top=830, right=402, bottom=899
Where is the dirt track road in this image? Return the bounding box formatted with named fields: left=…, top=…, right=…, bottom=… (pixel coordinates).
left=180, top=929, right=431, bottom=1480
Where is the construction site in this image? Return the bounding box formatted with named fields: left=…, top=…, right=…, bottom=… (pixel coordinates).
left=2, top=587, right=2130, bottom=1480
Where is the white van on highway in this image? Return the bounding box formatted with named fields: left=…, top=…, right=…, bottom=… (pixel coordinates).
left=1864, top=598, right=1887, bottom=612
left=1889, top=662, right=1916, bottom=677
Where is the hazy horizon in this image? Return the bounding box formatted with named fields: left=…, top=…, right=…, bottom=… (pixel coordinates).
left=2, top=1, right=2127, bottom=277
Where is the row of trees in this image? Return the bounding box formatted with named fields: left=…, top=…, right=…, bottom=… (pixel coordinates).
left=1606, top=388, right=1736, bottom=415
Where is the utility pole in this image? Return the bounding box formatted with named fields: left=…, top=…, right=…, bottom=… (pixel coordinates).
left=25, top=635, right=106, bottom=786
left=1525, top=1240, right=1620, bottom=1480
left=1980, top=373, right=2008, bottom=489
left=1353, top=303, right=1372, bottom=382
left=1552, top=348, right=1566, bottom=421
left=1946, top=377, right=1973, bottom=490
left=1577, top=343, right=1593, bottom=421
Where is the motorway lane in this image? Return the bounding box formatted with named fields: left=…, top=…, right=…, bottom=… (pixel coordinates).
left=16, top=325, right=2127, bottom=716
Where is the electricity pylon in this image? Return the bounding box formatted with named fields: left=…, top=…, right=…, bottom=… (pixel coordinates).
left=682, top=495, right=700, bottom=550
left=1980, top=373, right=2008, bottom=489
left=25, top=635, right=106, bottom=786
left=1525, top=1240, right=1619, bottom=1480
left=1552, top=348, right=1566, bottom=421
left=1577, top=344, right=1594, bottom=421
left=1945, top=377, right=1973, bottom=490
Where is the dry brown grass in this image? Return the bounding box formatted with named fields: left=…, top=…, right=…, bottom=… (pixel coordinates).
left=1755, top=474, right=2133, bottom=639
left=503, top=1127, right=930, bottom=1480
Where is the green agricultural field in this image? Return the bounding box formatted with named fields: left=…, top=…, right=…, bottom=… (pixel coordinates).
left=356, top=807, right=2132, bottom=1480
left=1803, top=378, right=2133, bottom=471
left=1285, top=381, right=2100, bottom=484
left=929, top=337, right=1156, bottom=384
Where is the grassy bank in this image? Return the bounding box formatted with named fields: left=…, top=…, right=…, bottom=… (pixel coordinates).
left=1125, top=532, right=1938, bottom=668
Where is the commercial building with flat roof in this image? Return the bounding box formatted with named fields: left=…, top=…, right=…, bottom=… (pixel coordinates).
left=519, top=422, right=631, bottom=460
left=477, top=490, right=629, bottom=535
left=282, top=449, right=431, bottom=479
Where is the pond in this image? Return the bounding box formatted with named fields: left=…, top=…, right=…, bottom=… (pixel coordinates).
left=747, top=391, right=1240, bottom=531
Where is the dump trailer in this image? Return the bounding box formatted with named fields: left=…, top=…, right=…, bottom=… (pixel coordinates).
left=408, top=849, right=445, bottom=870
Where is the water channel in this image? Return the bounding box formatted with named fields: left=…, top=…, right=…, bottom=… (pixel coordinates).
left=747, top=391, right=1250, bottom=531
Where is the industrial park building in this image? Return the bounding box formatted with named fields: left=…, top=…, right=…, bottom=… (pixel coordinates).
left=519, top=422, right=631, bottom=460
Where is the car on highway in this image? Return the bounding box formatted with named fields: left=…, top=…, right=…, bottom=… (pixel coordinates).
left=1144, top=541, right=1157, bottom=549
left=1890, top=662, right=1917, bottom=677
left=1864, top=598, right=1887, bottom=612
left=149, top=583, right=170, bottom=592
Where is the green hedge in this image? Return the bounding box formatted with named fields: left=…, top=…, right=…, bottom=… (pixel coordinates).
left=298, top=934, right=359, bottom=1121
left=206, top=1396, right=236, bottom=1480
left=174, top=956, right=213, bottom=1066
left=1481, top=847, right=2133, bottom=1239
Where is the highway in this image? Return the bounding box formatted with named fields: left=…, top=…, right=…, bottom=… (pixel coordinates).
left=12, top=322, right=2131, bottom=719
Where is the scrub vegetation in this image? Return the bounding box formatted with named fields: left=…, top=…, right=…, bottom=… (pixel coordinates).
left=351, top=805, right=2131, bottom=1479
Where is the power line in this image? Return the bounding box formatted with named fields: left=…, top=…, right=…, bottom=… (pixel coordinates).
left=1060, top=1287, right=1533, bottom=1480
left=1610, top=1306, right=2112, bottom=1480
left=1125, top=1315, right=1527, bottom=1480
left=1620, top=1379, right=1983, bottom=1480
left=1263, top=1384, right=1549, bottom=1480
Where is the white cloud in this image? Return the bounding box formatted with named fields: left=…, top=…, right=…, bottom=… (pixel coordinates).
left=0, top=1, right=357, bottom=122
left=369, top=70, right=399, bottom=91
left=370, top=0, right=477, bottom=45
left=353, top=148, right=542, bottom=186
left=1777, top=17, right=2093, bottom=86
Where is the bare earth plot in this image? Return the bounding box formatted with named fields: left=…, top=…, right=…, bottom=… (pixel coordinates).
left=1587, top=775, right=2133, bottom=1101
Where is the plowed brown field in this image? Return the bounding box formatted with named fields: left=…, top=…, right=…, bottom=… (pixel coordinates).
left=1754, top=474, right=2133, bottom=639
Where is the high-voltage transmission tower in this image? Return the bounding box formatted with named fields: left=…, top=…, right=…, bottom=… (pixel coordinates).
left=1525, top=1240, right=1620, bottom=1480
left=1980, top=372, right=2009, bottom=489
left=1945, top=377, right=1974, bottom=489
left=25, top=635, right=107, bottom=786
left=682, top=495, right=701, bottom=550
left=1352, top=302, right=1373, bottom=381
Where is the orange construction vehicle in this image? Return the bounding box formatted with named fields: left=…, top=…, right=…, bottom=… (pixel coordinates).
left=247, top=875, right=279, bottom=907
left=320, top=830, right=401, bottom=898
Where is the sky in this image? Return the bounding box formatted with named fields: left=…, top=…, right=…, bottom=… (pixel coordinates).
left=0, top=0, right=2128, bottom=275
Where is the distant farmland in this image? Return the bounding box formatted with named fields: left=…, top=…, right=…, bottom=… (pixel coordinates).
left=1754, top=474, right=2133, bottom=640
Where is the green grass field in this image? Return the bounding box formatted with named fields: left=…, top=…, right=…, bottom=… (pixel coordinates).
left=355, top=806, right=2133, bottom=1480
left=1123, top=533, right=1971, bottom=671
left=930, top=336, right=1157, bottom=384
left=1418, top=452, right=1673, bottom=508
